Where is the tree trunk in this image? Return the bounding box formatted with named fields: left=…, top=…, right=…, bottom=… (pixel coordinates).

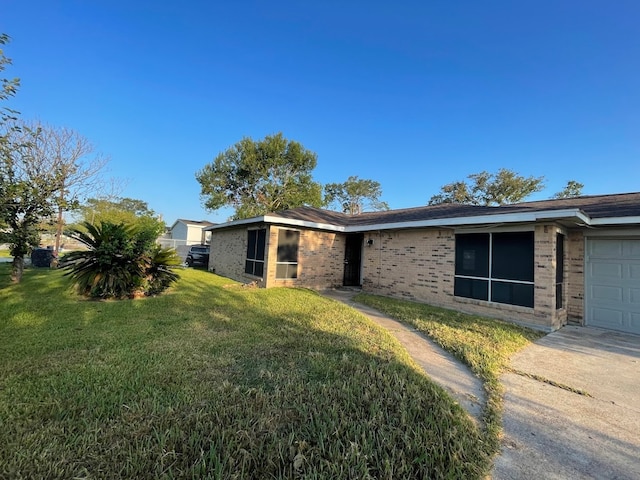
left=11, top=256, right=24, bottom=283
left=55, top=204, right=63, bottom=254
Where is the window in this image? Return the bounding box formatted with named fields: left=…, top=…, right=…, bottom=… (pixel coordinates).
left=245, top=229, right=266, bottom=277
left=276, top=229, right=299, bottom=279
left=454, top=232, right=534, bottom=308
left=556, top=233, right=564, bottom=309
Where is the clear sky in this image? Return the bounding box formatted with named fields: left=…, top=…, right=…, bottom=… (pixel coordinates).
left=3, top=1, right=639, bottom=224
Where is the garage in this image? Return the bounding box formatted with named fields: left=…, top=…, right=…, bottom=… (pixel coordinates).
left=585, top=238, right=640, bottom=335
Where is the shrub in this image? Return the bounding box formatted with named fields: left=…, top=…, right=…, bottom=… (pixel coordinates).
left=60, top=221, right=180, bottom=299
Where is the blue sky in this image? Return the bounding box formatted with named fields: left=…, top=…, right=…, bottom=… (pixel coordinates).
left=3, top=1, right=639, bottom=224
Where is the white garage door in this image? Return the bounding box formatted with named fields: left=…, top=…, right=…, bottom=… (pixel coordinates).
left=585, top=238, right=640, bottom=335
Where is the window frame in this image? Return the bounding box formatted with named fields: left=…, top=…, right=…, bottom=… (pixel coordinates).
left=275, top=228, right=300, bottom=279
left=245, top=228, right=266, bottom=277
left=454, top=231, right=535, bottom=308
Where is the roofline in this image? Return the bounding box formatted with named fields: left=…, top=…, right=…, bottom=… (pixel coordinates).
left=344, top=208, right=592, bottom=232
left=589, top=216, right=640, bottom=226
left=205, top=208, right=597, bottom=232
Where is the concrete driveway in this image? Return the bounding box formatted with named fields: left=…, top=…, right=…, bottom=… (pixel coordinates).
left=492, top=326, right=640, bottom=479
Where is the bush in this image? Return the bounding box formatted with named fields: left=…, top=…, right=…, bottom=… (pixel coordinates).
left=60, top=222, right=180, bottom=299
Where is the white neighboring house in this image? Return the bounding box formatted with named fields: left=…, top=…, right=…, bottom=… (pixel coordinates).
left=158, top=219, right=215, bottom=260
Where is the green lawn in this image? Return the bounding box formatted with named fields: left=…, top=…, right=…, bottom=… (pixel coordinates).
left=0, top=266, right=492, bottom=479
left=354, top=293, right=545, bottom=452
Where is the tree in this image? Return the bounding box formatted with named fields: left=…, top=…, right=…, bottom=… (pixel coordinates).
left=0, top=34, right=19, bottom=124
left=428, top=169, right=545, bottom=206
left=73, top=196, right=165, bottom=244
left=196, top=133, right=324, bottom=220
left=324, top=176, right=389, bottom=215
left=60, top=221, right=180, bottom=299
left=0, top=124, right=66, bottom=282
left=553, top=180, right=584, bottom=199
left=20, top=122, right=109, bottom=254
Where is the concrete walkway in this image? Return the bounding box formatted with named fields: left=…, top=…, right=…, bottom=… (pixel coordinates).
left=321, top=288, right=485, bottom=425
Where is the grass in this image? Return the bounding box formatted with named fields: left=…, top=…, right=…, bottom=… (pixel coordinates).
left=0, top=265, right=492, bottom=479
left=354, top=293, right=545, bottom=454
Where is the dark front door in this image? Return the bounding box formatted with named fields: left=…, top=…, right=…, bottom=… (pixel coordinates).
left=343, top=234, right=363, bottom=286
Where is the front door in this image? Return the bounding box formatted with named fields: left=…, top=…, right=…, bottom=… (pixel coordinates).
left=343, top=234, right=363, bottom=286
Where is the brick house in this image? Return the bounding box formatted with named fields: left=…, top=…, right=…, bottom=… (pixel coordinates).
left=204, top=193, right=640, bottom=334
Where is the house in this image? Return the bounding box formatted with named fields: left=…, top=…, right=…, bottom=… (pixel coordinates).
left=168, top=219, right=215, bottom=246
left=204, top=192, right=640, bottom=335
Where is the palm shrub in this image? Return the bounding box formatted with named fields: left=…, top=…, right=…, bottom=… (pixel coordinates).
left=60, top=221, right=180, bottom=299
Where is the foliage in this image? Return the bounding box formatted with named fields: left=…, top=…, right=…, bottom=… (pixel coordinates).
left=0, top=267, right=492, bottom=478
left=0, top=124, right=64, bottom=282
left=553, top=180, right=584, bottom=199
left=196, top=132, right=324, bottom=220
left=354, top=293, right=544, bottom=454
left=0, top=34, right=20, bottom=124
left=428, top=168, right=545, bottom=206
left=324, top=175, right=390, bottom=214
left=18, top=121, right=109, bottom=253
left=60, top=221, right=179, bottom=298
left=73, top=197, right=165, bottom=241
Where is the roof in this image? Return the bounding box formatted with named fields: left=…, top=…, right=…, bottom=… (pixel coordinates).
left=205, top=192, right=640, bottom=233
left=170, top=219, right=216, bottom=230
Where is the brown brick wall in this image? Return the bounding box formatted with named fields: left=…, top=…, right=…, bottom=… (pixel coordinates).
left=566, top=230, right=585, bottom=324
left=361, top=225, right=567, bottom=331
left=266, top=227, right=346, bottom=288
left=209, top=226, right=267, bottom=287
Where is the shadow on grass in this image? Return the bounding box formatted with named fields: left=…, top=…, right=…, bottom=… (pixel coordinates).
left=0, top=268, right=491, bottom=479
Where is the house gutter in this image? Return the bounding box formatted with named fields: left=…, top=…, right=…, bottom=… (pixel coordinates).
left=205, top=208, right=595, bottom=233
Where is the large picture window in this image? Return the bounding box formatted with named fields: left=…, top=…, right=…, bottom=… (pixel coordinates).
left=276, top=229, right=299, bottom=279
left=454, top=232, right=534, bottom=308
left=245, top=229, right=266, bottom=277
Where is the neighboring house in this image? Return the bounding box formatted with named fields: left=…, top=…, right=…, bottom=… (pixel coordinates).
left=159, top=219, right=215, bottom=261
left=204, top=193, right=640, bottom=335
left=169, top=219, right=215, bottom=245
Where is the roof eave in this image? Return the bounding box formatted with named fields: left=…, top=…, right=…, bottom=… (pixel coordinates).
left=344, top=208, right=592, bottom=232
left=589, top=216, right=640, bottom=226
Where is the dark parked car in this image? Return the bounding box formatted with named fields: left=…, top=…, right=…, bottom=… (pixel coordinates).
left=185, top=245, right=209, bottom=267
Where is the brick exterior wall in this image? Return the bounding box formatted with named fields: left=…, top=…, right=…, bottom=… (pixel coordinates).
left=360, top=225, right=569, bottom=331
left=208, top=226, right=267, bottom=287
left=210, top=221, right=590, bottom=332
left=566, top=230, right=585, bottom=324
left=266, top=227, right=346, bottom=289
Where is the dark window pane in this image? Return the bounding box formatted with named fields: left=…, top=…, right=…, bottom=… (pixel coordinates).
left=256, top=230, right=266, bottom=261
left=454, top=277, right=488, bottom=300
left=556, top=283, right=563, bottom=309
left=254, top=261, right=264, bottom=277
left=455, top=234, right=489, bottom=277
left=277, top=230, right=299, bottom=262
left=245, top=260, right=253, bottom=275
left=492, top=232, right=534, bottom=282
left=491, top=281, right=534, bottom=308
left=246, top=231, right=257, bottom=260
left=556, top=233, right=564, bottom=283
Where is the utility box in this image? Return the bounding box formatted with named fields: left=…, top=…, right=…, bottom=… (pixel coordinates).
left=31, top=248, right=57, bottom=268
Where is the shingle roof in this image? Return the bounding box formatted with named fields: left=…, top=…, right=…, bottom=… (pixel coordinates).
left=175, top=219, right=216, bottom=227
left=269, top=192, right=640, bottom=228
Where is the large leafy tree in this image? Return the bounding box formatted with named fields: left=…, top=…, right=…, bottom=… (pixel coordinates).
left=61, top=221, right=180, bottom=299
left=325, top=176, right=389, bottom=215
left=196, top=133, right=324, bottom=220
left=428, top=169, right=545, bottom=206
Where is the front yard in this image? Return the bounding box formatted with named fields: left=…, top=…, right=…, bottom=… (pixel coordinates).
left=0, top=265, right=541, bottom=479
